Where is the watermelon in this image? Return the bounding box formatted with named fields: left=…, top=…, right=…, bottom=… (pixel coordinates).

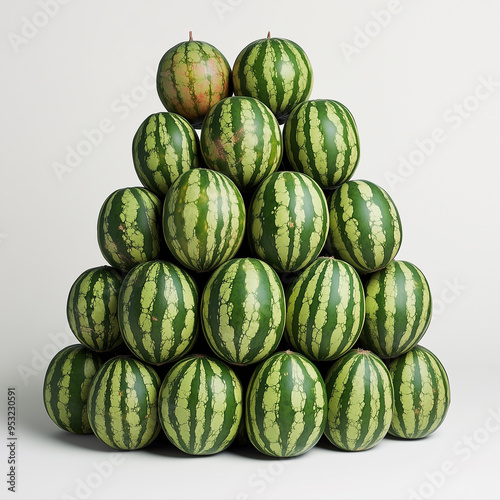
left=324, top=348, right=394, bottom=451
left=247, top=171, right=329, bottom=273
left=43, top=345, right=103, bottom=434
left=118, top=260, right=199, bottom=365
left=162, top=168, right=246, bottom=272
left=388, top=345, right=450, bottom=439
left=158, top=354, right=243, bottom=455
left=285, top=257, right=365, bottom=362
left=245, top=350, right=327, bottom=457
left=201, top=257, right=285, bottom=365
left=156, top=32, right=232, bottom=128
left=87, top=356, right=161, bottom=450
left=327, top=179, right=403, bottom=274
left=283, top=99, right=360, bottom=189
left=359, top=260, right=432, bottom=358
left=132, top=112, right=200, bottom=197
left=97, top=187, right=163, bottom=272
left=233, top=33, right=313, bottom=123
left=66, top=266, right=124, bottom=352
left=200, top=96, right=282, bottom=191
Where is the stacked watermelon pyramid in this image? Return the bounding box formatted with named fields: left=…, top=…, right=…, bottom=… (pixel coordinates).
left=44, top=32, right=450, bottom=456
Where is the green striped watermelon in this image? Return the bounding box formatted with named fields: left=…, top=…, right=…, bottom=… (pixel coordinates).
left=285, top=257, right=365, bottom=362
left=388, top=345, right=450, bottom=439
left=201, top=257, right=285, bottom=365
left=200, top=96, right=282, bottom=191
left=359, top=260, right=432, bottom=358
left=97, top=187, right=163, bottom=272
left=233, top=33, right=313, bottom=123
left=66, top=266, right=124, bottom=352
left=162, top=168, right=246, bottom=272
left=118, top=260, right=198, bottom=365
left=324, top=348, right=394, bottom=451
left=245, top=350, right=327, bottom=457
left=327, top=180, right=403, bottom=274
left=158, top=354, right=243, bottom=455
left=283, top=99, right=360, bottom=189
left=132, top=112, right=200, bottom=197
left=248, top=171, right=329, bottom=273
left=156, top=32, right=232, bottom=128
left=44, top=345, right=103, bottom=434
left=87, top=356, right=161, bottom=450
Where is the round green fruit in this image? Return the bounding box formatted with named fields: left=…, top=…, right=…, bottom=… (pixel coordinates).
left=283, top=99, right=360, bottom=189
left=44, top=345, right=104, bottom=434
left=327, top=179, right=403, bottom=274
left=388, top=345, right=450, bottom=439
left=132, top=112, right=200, bottom=197
left=66, top=266, right=124, bottom=352
left=200, top=96, right=282, bottom=191
left=201, top=257, right=285, bottom=365
left=87, top=356, right=161, bottom=450
left=247, top=171, right=329, bottom=273
left=233, top=33, right=313, bottom=123
left=158, top=355, right=243, bottom=455
left=245, top=350, right=327, bottom=457
left=118, top=260, right=199, bottom=365
left=97, top=187, right=163, bottom=272
left=359, top=260, right=432, bottom=358
left=156, top=32, right=232, bottom=128
left=285, top=257, right=365, bottom=362
left=162, top=168, right=246, bottom=272
left=324, top=348, right=394, bottom=451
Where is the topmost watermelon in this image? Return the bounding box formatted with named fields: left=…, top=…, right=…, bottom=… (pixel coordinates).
left=233, top=33, right=313, bottom=123
left=156, top=32, right=232, bottom=128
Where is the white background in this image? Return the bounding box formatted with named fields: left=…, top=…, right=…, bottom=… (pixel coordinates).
left=1, top=1, right=499, bottom=499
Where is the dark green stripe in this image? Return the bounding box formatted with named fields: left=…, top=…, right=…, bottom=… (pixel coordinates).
left=188, top=358, right=202, bottom=452
left=245, top=261, right=283, bottom=362
left=290, top=356, right=322, bottom=454
left=337, top=354, right=363, bottom=449
left=101, top=359, right=118, bottom=447
left=164, top=359, right=190, bottom=447
left=247, top=355, right=276, bottom=452
left=131, top=361, right=153, bottom=448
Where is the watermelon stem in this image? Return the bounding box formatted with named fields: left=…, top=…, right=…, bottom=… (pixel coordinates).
left=189, top=31, right=193, bottom=41
left=267, top=31, right=271, bottom=39
left=355, top=348, right=371, bottom=355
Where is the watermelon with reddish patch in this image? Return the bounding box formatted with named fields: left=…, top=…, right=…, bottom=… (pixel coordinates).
left=157, top=32, right=232, bottom=128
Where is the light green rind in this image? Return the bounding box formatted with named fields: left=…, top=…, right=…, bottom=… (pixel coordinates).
left=201, top=257, right=285, bottom=365
left=285, top=257, right=365, bottom=361
left=324, top=349, right=394, bottom=451
left=44, top=345, right=103, bottom=434
left=283, top=99, right=360, bottom=189
left=97, top=187, right=163, bottom=272
left=200, top=96, right=282, bottom=191
left=118, top=260, right=199, bottom=365
left=162, top=168, right=246, bottom=272
left=327, top=179, right=402, bottom=274
left=158, top=355, right=243, bottom=455
left=245, top=351, right=327, bottom=457
left=359, top=260, right=432, bottom=358
left=388, top=345, right=450, bottom=439
left=66, top=266, right=124, bottom=352
left=87, top=356, right=161, bottom=450
left=233, top=36, right=313, bottom=123
left=132, top=112, right=200, bottom=197
left=248, top=171, right=329, bottom=273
